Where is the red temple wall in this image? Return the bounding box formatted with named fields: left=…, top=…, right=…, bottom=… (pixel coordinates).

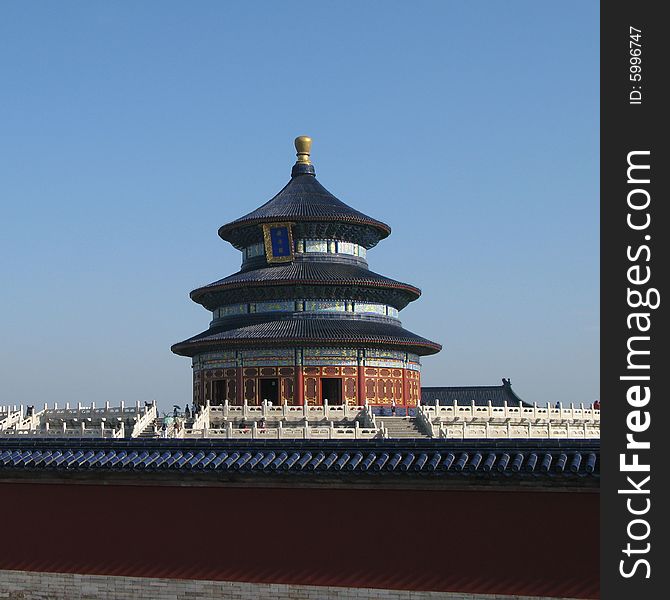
left=197, top=366, right=420, bottom=407
left=0, top=482, right=599, bottom=599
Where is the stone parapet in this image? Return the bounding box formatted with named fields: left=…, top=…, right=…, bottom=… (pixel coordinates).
left=0, top=570, right=585, bottom=600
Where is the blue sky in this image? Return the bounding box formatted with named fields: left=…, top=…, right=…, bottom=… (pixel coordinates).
left=0, top=2, right=599, bottom=412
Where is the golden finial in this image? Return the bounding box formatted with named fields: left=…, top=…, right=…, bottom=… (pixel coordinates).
left=294, top=136, right=312, bottom=165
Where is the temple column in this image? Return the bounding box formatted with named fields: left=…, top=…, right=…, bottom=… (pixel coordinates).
left=295, top=349, right=304, bottom=406
left=402, top=367, right=408, bottom=411
left=296, top=369, right=304, bottom=406
left=357, top=349, right=366, bottom=406
left=236, top=361, right=243, bottom=406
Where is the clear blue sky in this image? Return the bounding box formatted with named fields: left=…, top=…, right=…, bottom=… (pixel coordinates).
left=0, top=2, right=599, bottom=412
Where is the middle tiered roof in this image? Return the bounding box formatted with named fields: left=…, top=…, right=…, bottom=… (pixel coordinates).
left=190, top=262, right=421, bottom=310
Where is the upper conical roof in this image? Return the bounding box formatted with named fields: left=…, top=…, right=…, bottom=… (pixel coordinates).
left=217, top=140, right=391, bottom=248
left=220, top=174, right=390, bottom=236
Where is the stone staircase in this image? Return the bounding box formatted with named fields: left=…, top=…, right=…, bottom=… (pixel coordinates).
left=138, top=416, right=199, bottom=438
left=378, top=416, right=432, bottom=439
left=137, top=418, right=161, bottom=438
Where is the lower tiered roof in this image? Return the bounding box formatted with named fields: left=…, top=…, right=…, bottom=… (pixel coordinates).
left=171, top=314, right=442, bottom=356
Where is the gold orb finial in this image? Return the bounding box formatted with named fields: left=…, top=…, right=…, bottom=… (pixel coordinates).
left=294, top=136, right=312, bottom=164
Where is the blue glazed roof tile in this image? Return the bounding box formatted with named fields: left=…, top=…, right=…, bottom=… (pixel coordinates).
left=191, top=262, right=420, bottom=304
left=218, top=174, right=391, bottom=245
left=172, top=315, right=441, bottom=356
left=421, top=380, right=531, bottom=407
left=0, top=439, right=599, bottom=485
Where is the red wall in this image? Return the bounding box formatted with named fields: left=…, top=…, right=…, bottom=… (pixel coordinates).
left=0, top=482, right=599, bottom=598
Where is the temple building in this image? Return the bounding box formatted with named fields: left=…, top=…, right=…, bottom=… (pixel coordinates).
left=172, top=137, right=441, bottom=409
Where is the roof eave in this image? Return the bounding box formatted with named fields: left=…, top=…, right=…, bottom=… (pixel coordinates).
left=171, top=338, right=441, bottom=358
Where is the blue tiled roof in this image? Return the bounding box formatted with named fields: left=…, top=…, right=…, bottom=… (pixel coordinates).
left=218, top=174, right=391, bottom=247
left=171, top=315, right=442, bottom=357
left=191, top=262, right=421, bottom=307
left=422, top=380, right=531, bottom=407
left=0, top=439, right=599, bottom=484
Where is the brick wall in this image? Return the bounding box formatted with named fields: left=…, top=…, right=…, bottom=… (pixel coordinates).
left=0, top=570, right=577, bottom=600
left=0, top=483, right=599, bottom=598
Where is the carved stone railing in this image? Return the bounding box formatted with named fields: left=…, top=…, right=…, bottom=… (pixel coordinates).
left=0, top=409, right=23, bottom=431
left=0, top=422, right=121, bottom=438
left=437, top=421, right=600, bottom=439
left=361, top=404, right=386, bottom=437
left=113, top=422, right=126, bottom=438
left=0, top=401, right=148, bottom=438
left=37, top=401, right=145, bottom=422
left=208, top=400, right=367, bottom=423
left=420, top=401, right=600, bottom=423
left=190, top=403, right=210, bottom=431
left=181, top=420, right=382, bottom=440
left=415, top=408, right=437, bottom=437
left=417, top=402, right=600, bottom=439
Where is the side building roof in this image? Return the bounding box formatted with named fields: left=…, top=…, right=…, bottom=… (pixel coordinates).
left=421, top=379, right=532, bottom=407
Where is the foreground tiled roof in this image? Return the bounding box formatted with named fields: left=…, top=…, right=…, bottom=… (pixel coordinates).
left=422, top=380, right=531, bottom=407
left=218, top=173, right=391, bottom=245
left=0, top=439, right=599, bottom=487
left=171, top=316, right=442, bottom=356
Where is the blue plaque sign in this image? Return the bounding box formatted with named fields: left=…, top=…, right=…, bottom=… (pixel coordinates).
left=262, top=222, right=294, bottom=263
